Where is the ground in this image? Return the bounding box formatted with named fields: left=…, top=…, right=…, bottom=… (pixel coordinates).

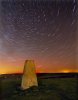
left=0, top=73, right=77, bottom=100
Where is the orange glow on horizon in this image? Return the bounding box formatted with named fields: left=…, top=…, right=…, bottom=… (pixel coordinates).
left=0, top=61, right=78, bottom=74
left=0, top=59, right=78, bottom=74
left=61, top=70, right=71, bottom=73
left=0, top=68, right=78, bottom=74
left=60, top=69, right=78, bottom=73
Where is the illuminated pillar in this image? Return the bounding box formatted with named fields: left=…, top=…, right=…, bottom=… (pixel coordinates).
left=21, top=60, right=38, bottom=90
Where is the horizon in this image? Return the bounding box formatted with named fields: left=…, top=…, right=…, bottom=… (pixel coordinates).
left=0, top=72, right=78, bottom=75
left=0, top=68, right=78, bottom=74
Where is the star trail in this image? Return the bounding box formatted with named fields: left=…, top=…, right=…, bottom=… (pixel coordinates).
left=0, top=0, right=77, bottom=74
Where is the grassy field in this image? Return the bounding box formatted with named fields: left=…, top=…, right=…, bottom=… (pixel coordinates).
left=0, top=73, right=77, bottom=100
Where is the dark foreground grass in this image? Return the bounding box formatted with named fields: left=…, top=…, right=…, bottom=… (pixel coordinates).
left=0, top=74, right=77, bottom=100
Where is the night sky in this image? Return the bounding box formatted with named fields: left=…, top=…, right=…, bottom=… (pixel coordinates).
left=0, top=0, right=77, bottom=74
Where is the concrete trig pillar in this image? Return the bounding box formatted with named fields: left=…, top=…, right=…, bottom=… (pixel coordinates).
left=21, top=60, right=38, bottom=90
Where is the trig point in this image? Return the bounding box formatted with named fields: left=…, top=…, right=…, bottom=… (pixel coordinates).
left=21, top=60, right=38, bottom=90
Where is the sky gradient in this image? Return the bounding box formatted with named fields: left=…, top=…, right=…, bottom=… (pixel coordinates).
left=0, top=0, right=78, bottom=74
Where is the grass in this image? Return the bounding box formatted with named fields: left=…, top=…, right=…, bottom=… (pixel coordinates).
left=0, top=74, right=77, bottom=100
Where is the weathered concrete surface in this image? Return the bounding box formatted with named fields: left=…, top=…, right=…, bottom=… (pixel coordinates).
left=21, top=60, right=38, bottom=90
